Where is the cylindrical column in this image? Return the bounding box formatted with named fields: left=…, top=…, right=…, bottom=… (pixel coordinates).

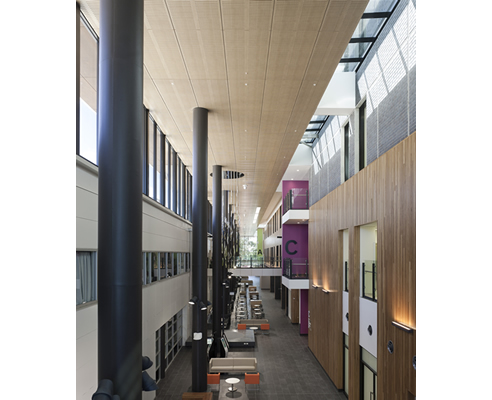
left=221, top=190, right=229, bottom=331
left=192, top=107, right=208, bottom=392
left=97, top=0, right=143, bottom=399
left=212, top=165, right=222, bottom=357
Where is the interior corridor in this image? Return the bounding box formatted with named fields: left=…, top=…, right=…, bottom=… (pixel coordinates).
left=155, top=277, right=346, bottom=400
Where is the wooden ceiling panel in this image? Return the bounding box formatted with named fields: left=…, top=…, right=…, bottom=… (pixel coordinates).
left=261, top=79, right=302, bottom=113
left=266, top=29, right=318, bottom=81
left=153, top=79, right=197, bottom=133
left=174, top=29, right=227, bottom=80
left=144, top=1, right=173, bottom=30
left=144, top=29, right=189, bottom=79
left=78, top=0, right=368, bottom=235
left=221, top=0, right=274, bottom=31
left=223, top=29, right=270, bottom=81
left=167, top=0, right=222, bottom=31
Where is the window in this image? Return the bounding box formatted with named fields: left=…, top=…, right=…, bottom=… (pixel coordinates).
left=361, top=347, right=377, bottom=400
left=342, top=229, right=349, bottom=291
left=359, top=101, right=366, bottom=170
left=344, top=123, right=350, bottom=181
left=76, top=251, right=97, bottom=305
left=360, top=222, right=377, bottom=301
left=156, top=130, right=162, bottom=204
left=78, top=14, right=98, bottom=165
left=166, top=139, right=172, bottom=209
left=343, top=334, right=349, bottom=396
left=158, top=309, right=183, bottom=373
left=148, top=114, right=155, bottom=199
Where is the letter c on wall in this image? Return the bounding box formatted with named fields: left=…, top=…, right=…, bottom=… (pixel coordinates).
left=286, top=240, right=298, bottom=255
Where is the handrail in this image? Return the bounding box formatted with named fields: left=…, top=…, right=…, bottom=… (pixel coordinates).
left=283, top=188, right=309, bottom=214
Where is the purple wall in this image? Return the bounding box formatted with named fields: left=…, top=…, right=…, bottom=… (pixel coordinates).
left=282, top=180, right=309, bottom=198
left=300, top=289, right=309, bottom=334
left=282, top=180, right=310, bottom=333
left=282, top=180, right=309, bottom=274
left=282, top=224, right=308, bottom=263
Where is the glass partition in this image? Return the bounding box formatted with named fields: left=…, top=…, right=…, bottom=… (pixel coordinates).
left=283, top=188, right=309, bottom=214
left=283, top=258, right=309, bottom=279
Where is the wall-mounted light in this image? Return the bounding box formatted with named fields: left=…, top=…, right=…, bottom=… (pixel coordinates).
left=321, top=289, right=328, bottom=293
left=391, top=321, right=414, bottom=333
left=243, top=184, right=247, bottom=189
left=199, top=301, right=207, bottom=311
left=189, top=296, right=198, bottom=305
left=312, top=284, right=318, bottom=289
left=367, top=325, right=373, bottom=336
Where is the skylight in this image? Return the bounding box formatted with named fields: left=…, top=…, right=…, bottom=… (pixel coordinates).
left=337, top=0, right=400, bottom=73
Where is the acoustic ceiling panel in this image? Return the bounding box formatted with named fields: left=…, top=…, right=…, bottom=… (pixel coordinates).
left=78, top=0, right=369, bottom=235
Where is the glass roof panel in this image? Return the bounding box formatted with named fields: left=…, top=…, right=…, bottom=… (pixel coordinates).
left=351, top=18, right=386, bottom=39
left=336, top=62, right=359, bottom=73
left=364, top=0, right=398, bottom=13
left=301, top=115, right=329, bottom=146
left=343, top=42, right=372, bottom=59
left=307, top=122, right=324, bottom=130
left=338, top=0, right=399, bottom=72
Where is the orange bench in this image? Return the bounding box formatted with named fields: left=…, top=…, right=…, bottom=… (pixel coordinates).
left=238, top=324, right=246, bottom=330
left=260, top=323, right=270, bottom=331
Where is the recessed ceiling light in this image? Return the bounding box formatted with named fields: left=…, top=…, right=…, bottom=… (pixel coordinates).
left=245, top=83, right=248, bottom=86
left=297, top=169, right=299, bottom=172
left=313, top=83, right=316, bottom=86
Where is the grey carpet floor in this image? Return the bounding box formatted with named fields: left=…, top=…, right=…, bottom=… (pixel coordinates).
left=155, top=277, right=346, bottom=400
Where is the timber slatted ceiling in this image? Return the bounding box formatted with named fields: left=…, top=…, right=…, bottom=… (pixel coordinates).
left=78, top=0, right=369, bottom=235
left=308, top=133, right=416, bottom=398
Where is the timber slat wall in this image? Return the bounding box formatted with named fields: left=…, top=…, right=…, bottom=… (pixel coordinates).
left=308, top=133, right=416, bottom=399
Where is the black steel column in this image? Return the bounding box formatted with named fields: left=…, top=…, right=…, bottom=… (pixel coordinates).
left=222, top=189, right=229, bottom=331
left=97, top=0, right=143, bottom=399
left=192, top=107, right=208, bottom=392
left=212, top=165, right=222, bottom=357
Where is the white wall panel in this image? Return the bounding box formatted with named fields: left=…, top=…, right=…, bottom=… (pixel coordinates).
left=76, top=157, right=192, bottom=400
left=342, top=290, right=349, bottom=335
left=76, top=275, right=190, bottom=400
left=359, top=297, right=377, bottom=358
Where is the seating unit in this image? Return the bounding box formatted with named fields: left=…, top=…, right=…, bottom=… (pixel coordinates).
left=209, top=357, right=257, bottom=373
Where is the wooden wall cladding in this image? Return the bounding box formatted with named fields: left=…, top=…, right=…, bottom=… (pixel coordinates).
left=308, top=133, right=416, bottom=398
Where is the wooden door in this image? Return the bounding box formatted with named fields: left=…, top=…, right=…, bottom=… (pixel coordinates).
left=291, top=289, right=299, bottom=323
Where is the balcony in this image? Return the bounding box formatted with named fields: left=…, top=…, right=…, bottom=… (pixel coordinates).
left=282, top=258, right=309, bottom=289
left=282, top=188, right=309, bottom=225
left=283, top=258, right=309, bottom=279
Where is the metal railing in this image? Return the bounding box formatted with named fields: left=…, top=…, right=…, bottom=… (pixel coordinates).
left=233, top=257, right=282, bottom=269
left=283, top=188, right=309, bottom=214
left=283, top=258, right=309, bottom=279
